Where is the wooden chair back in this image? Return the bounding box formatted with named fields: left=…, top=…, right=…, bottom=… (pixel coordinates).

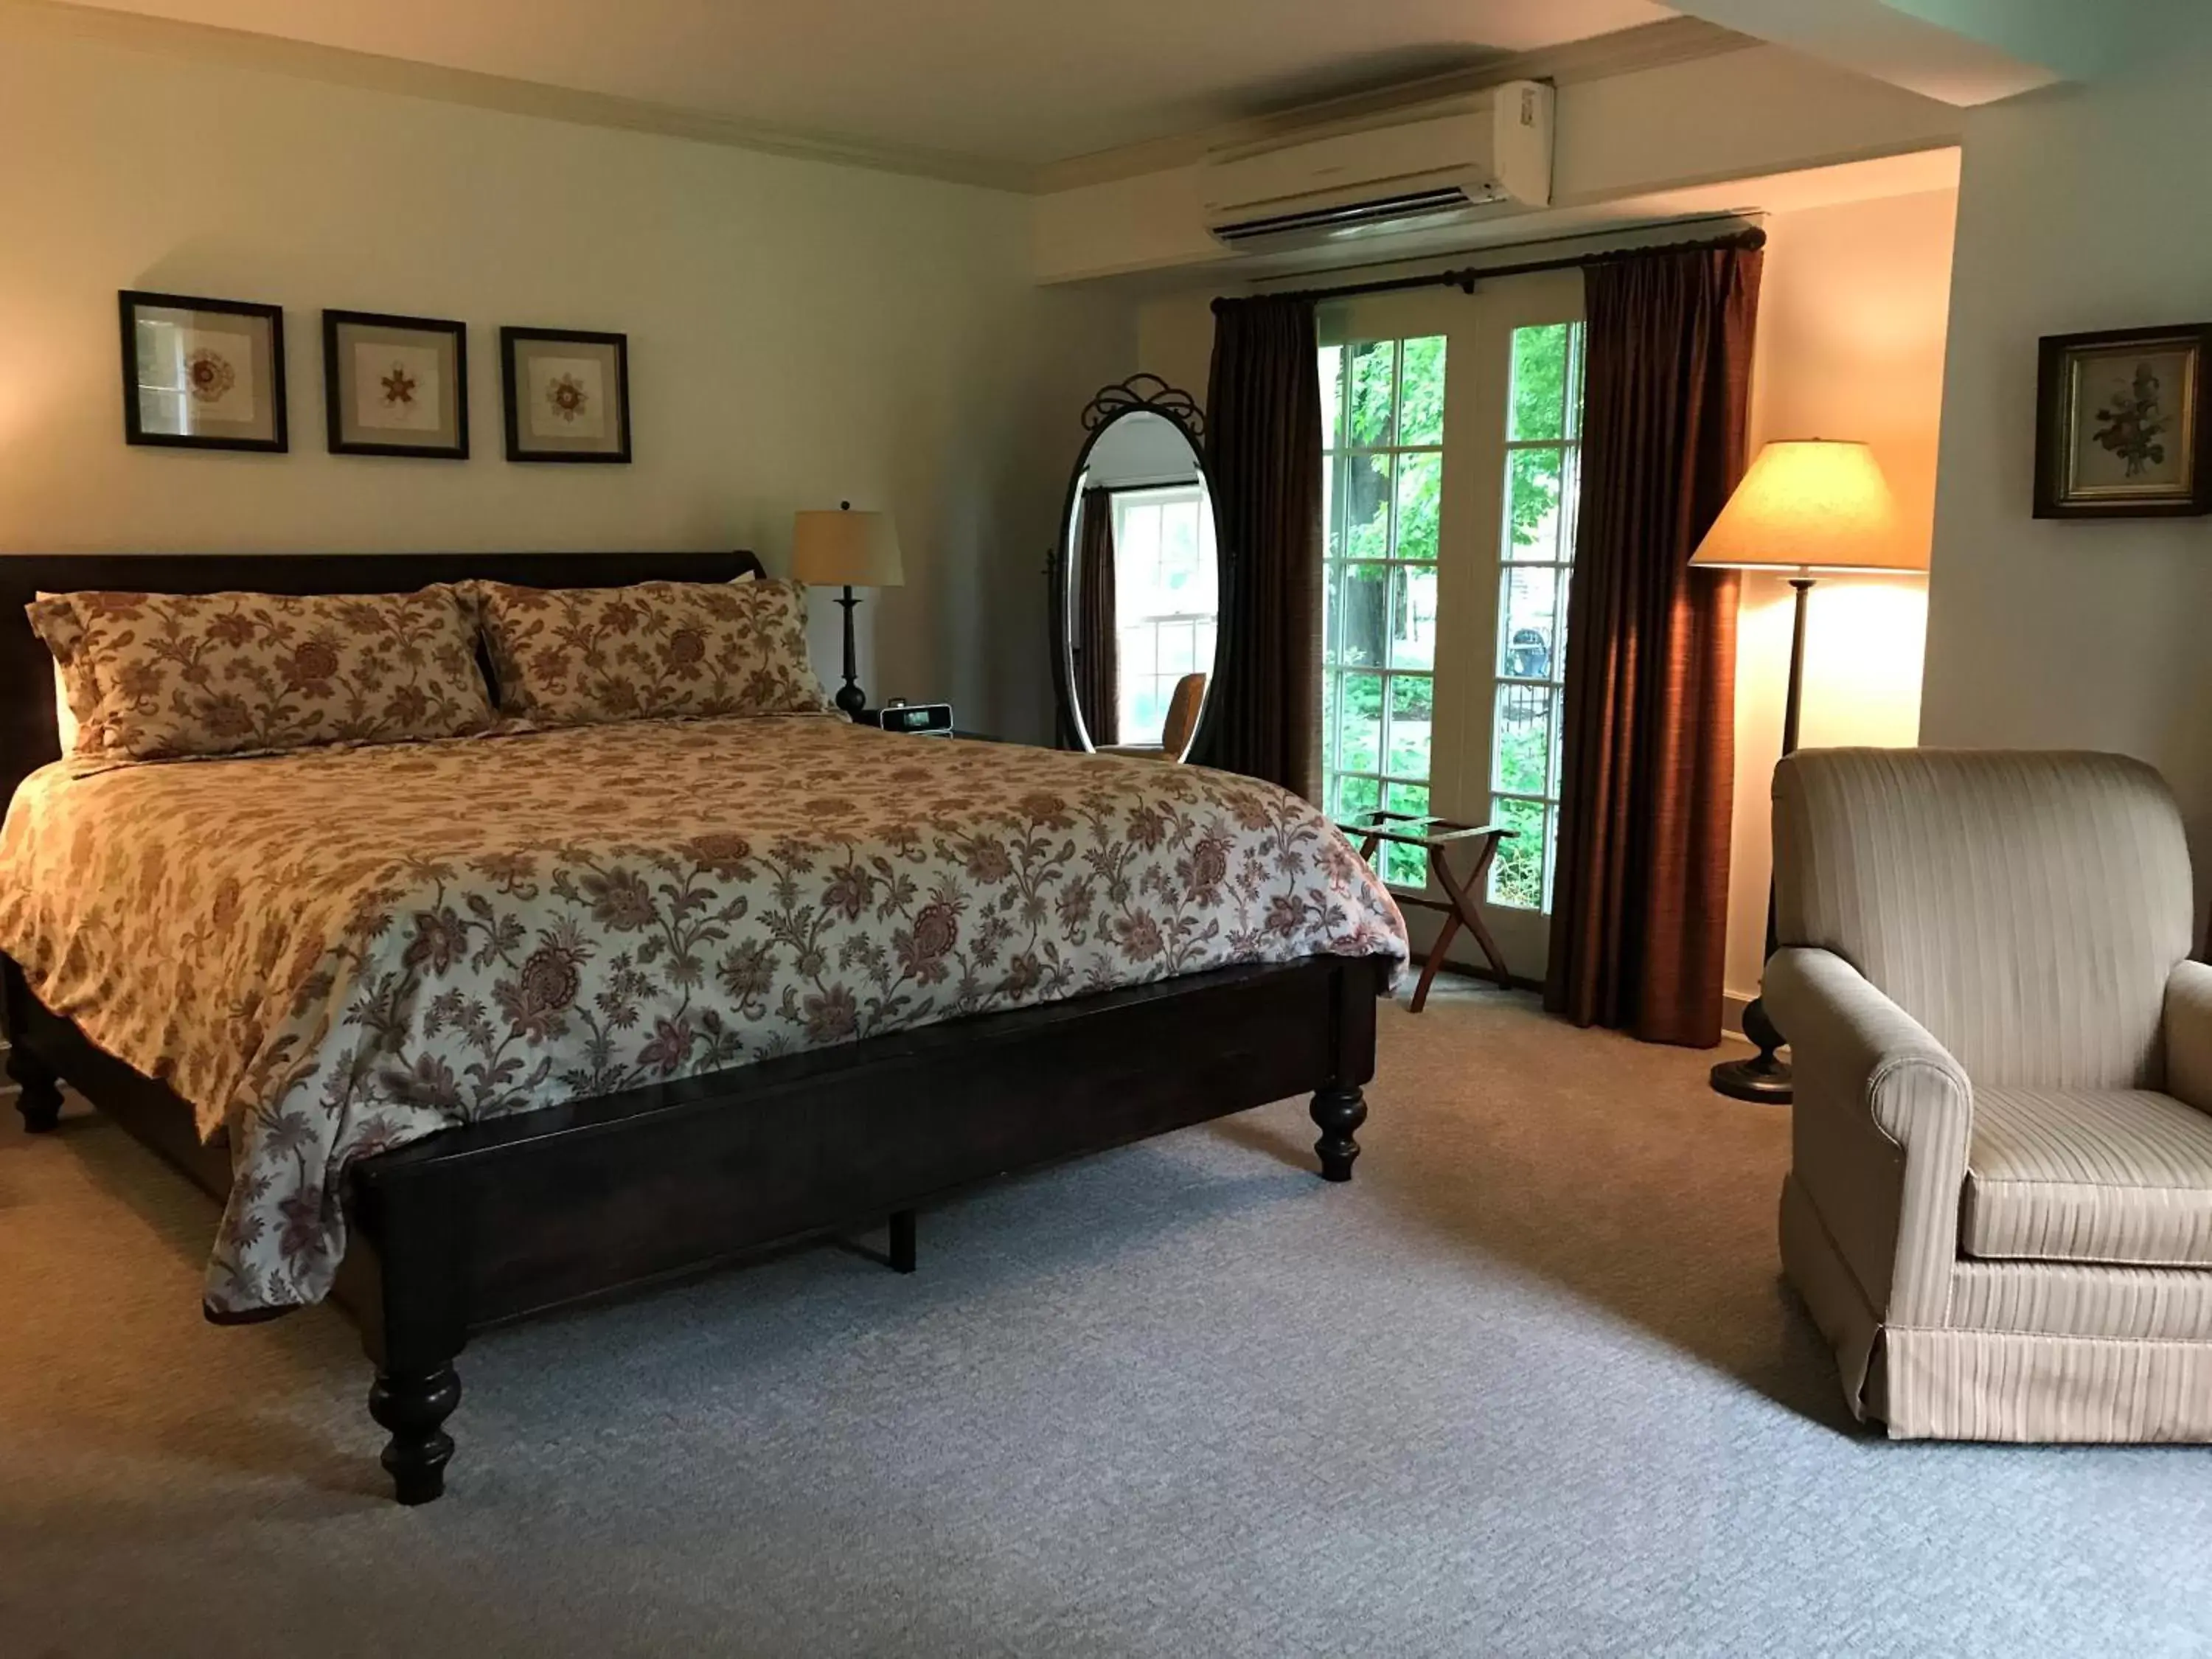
left=1161, top=672, right=1207, bottom=762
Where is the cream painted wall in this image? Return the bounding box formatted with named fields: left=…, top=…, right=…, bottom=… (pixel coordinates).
left=1725, top=187, right=1956, bottom=1010
left=0, top=19, right=1135, bottom=741
left=1921, top=53, right=2212, bottom=906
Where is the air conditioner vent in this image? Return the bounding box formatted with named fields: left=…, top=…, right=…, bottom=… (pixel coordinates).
left=1210, top=186, right=1498, bottom=246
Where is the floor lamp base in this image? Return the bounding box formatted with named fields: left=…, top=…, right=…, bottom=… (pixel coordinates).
left=1709, top=1054, right=1793, bottom=1103
left=1710, top=995, right=1793, bottom=1105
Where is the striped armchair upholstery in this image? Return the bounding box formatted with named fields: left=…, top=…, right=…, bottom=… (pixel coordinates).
left=1765, top=748, right=2212, bottom=1441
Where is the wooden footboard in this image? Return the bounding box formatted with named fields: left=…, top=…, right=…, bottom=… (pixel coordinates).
left=7, top=950, right=1394, bottom=1503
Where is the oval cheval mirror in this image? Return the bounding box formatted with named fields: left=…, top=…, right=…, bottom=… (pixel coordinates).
left=1050, top=375, right=1224, bottom=762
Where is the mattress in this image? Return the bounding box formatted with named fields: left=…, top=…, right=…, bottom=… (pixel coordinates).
left=0, top=715, right=1405, bottom=1315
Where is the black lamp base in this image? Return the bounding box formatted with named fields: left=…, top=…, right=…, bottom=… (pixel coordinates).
left=832, top=584, right=867, bottom=719
left=1711, top=995, right=1792, bottom=1104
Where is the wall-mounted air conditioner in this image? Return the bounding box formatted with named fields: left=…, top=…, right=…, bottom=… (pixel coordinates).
left=1201, top=82, right=1555, bottom=253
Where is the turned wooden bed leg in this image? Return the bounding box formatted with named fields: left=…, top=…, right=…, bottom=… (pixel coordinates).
left=369, top=1364, right=462, bottom=1505
left=9, top=1046, right=63, bottom=1133
left=1310, top=1086, right=1367, bottom=1183
left=888, top=1208, right=917, bottom=1274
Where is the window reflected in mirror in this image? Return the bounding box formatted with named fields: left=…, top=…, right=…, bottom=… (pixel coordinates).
left=1111, top=487, right=1217, bottom=745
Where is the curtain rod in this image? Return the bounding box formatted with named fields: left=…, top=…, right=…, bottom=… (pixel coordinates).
left=1220, top=224, right=1767, bottom=310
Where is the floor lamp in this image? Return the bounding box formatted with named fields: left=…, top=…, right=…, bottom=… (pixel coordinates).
left=1690, top=439, right=1920, bottom=1104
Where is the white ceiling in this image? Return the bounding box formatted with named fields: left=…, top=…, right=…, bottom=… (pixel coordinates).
left=45, top=0, right=1677, bottom=168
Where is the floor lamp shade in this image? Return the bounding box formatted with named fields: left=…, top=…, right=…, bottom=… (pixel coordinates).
left=1688, top=439, right=1915, bottom=575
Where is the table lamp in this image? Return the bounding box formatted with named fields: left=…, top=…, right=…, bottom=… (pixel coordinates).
left=791, top=501, right=903, bottom=717
left=1689, top=439, right=1921, bottom=1103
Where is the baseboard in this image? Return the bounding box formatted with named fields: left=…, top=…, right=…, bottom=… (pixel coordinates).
left=1722, top=990, right=1755, bottom=1038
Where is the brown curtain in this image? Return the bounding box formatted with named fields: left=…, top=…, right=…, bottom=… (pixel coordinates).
left=1073, top=487, right=1119, bottom=745
left=1191, top=295, right=1324, bottom=801
left=1544, top=243, right=1762, bottom=1048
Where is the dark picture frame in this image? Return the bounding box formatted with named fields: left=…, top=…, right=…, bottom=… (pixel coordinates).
left=118, top=289, right=288, bottom=453
left=2034, top=323, right=2212, bottom=518
left=500, top=326, right=631, bottom=463
left=323, top=310, right=469, bottom=460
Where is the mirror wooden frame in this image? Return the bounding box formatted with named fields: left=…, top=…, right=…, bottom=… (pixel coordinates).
left=1048, top=375, right=1228, bottom=758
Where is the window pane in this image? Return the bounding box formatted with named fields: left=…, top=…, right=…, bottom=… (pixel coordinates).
left=1323, top=453, right=1342, bottom=560
left=1493, top=685, right=1552, bottom=794
left=1554, top=568, right=1572, bottom=677
left=1399, top=335, right=1447, bottom=444
left=1498, top=566, right=1561, bottom=681
left=1322, top=669, right=1340, bottom=778
left=1345, top=453, right=1391, bottom=559
left=1340, top=672, right=1383, bottom=771
left=1394, top=451, right=1441, bottom=562
left=1488, top=796, right=1549, bottom=908
left=1389, top=566, right=1439, bottom=670
left=1319, top=345, right=1344, bottom=451
left=1381, top=840, right=1427, bottom=888
left=1160, top=502, right=1198, bottom=586
left=1503, top=446, right=1566, bottom=561
left=1158, top=622, right=1196, bottom=677
left=1386, top=674, right=1433, bottom=780
left=1545, top=805, right=1561, bottom=910
left=1509, top=324, right=1571, bottom=442
left=1554, top=448, right=1581, bottom=566
left=1386, top=780, right=1430, bottom=818
left=1568, top=324, right=1585, bottom=440
left=1322, top=560, right=1344, bottom=667
left=1349, top=340, right=1394, bottom=446
left=1340, top=563, right=1390, bottom=667
left=1337, top=772, right=1381, bottom=820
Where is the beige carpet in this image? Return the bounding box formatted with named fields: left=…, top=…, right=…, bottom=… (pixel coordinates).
left=2, top=980, right=2206, bottom=1658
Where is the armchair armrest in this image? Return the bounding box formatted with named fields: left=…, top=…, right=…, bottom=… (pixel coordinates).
left=1764, top=947, right=1974, bottom=1327
left=2164, top=959, right=2212, bottom=1113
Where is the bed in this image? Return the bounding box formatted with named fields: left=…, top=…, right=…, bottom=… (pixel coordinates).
left=0, top=551, right=1404, bottom=1503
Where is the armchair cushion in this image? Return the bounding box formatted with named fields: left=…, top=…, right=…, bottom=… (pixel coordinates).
left=2165, top=959, right=2212, bottom=1113
left=1964, top=1086, right=2212, bottom=1268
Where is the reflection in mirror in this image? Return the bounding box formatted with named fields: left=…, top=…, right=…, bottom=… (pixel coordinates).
left=1056, top=385, right=1221, bottom=760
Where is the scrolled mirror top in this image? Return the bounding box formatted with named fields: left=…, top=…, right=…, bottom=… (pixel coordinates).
left=1081, top=375, right=1205, bottom=445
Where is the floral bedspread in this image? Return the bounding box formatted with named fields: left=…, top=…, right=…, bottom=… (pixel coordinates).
left=0, top=716, right=1405, bottom=1315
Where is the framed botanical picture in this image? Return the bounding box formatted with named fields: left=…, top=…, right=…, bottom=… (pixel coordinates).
left=2035, top=323, right=2212, bottom=518
left=119, top=289, right=288, bottom=452
left=324, top=310, right=468, bottom=459
left=501, top=327, right=631, bottom=463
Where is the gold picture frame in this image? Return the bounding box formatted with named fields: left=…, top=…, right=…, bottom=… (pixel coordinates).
left=2035, top=324, right=2212, bottom=518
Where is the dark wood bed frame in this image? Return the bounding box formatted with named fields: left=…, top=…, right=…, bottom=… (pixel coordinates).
left=0, top=551, right=1391, bottom=1505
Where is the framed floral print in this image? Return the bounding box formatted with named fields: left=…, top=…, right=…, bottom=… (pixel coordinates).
left=500, top=326, right=631, bottom=463
left=323, top=310, right=469, bottom=459
left=2035, top=323, right=2212, bottom=518
left=119, top=289, right=288, bottom=452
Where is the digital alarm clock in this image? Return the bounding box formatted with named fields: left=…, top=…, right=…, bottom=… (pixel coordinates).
left=860, top=700, right=955, bottom=736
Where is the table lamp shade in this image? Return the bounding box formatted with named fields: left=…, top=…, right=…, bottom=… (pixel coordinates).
left=791, top=507, right=903, bottom=588
left=1689, top=439, right=1919, bottom=574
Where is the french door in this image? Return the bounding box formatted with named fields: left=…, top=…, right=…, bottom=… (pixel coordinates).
left=1318, top=271, right=1585, bottom=980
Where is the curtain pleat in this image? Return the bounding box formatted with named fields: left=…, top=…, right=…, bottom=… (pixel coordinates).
left=1544, top=244, right=1762, bottom=1047
left=1192, top=296, right=1324, bottom=801
left=1073, top=487, right=1118, bottom=745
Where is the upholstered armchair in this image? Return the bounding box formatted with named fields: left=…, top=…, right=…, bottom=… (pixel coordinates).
left=1766, top=748, right=2212, bottom=1441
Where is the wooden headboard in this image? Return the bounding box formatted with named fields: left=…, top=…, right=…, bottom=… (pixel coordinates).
left=0, top=549, right=767, bottom=810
